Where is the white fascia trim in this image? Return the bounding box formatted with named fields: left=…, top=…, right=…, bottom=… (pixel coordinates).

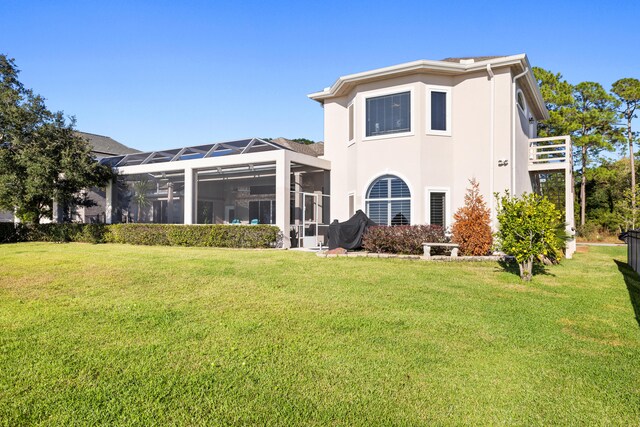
left=308, top=54, right=528, bottom=101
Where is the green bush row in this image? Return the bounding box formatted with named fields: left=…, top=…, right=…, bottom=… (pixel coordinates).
left=0, top=223, right=281, bottom=248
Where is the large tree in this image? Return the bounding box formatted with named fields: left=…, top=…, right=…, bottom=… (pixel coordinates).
left=0, top=55, right=112, bottom=224
left=572, top=82, right=621, bottom=227
left=611, top=78, right=640, bottom=214
left=533, top=68, right=577, bottom=138
left=533, top=68, right=621, bottom=227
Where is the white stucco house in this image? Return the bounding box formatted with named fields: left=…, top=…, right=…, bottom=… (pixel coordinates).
left=98, top=54, right=575, bottom=257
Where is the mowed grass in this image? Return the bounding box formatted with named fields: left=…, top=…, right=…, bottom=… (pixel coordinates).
left=0, top=243, right=639, bottom=425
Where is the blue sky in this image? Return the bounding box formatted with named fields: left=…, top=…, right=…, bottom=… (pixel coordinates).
left=2, top=0, right=639, bottom=152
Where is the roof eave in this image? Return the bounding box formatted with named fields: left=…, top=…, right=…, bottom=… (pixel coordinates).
left=308, top=54, right=530, bottom=102
left=519, top=56, right=549, bottom=120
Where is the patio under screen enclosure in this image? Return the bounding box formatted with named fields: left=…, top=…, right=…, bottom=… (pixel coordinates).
left=100, top=138, right=331, bottom=248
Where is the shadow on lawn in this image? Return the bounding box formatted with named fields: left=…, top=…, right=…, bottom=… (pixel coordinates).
left=614, top=260, right=640, bottom=329
left=496, top=259, right=554, bottom=278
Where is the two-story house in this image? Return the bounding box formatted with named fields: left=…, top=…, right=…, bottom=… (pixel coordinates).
left=309, top=54, right=575, bottom=257
left=98, top=54, right=574, bottom=256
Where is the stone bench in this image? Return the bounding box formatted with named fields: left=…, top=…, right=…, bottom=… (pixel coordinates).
left=422, top=242, right=459, bottom=258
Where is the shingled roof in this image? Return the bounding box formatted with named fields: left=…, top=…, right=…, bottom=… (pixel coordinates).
left=440, top=56, right=506, bottom=63
left=76, top=131, right=139, bottom=158
left=271, top=138, right=324, bottom=157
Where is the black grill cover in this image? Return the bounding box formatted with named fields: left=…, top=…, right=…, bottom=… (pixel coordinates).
left=327, top=210, right=377, bottom=250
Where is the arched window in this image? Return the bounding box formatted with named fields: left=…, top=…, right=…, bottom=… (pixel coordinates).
left=365, top=175, right=411, bottom=226
left=516, top=90, right=527, bottom=114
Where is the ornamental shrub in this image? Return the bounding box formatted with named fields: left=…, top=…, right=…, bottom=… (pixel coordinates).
left=0, top=223, right=280, bottom=248
left=0, top=223, right=25, bottom=243
left=451, top=179, right=493, bottom=256
left=362, top=225, right=448, bottom=255
left=105, top=224, right=280, bottom=248
left=106, top=224, right=170, bottom=245
left=25, top=223, right=85, bottom=242
left=495, top=192, right=567, bottom=281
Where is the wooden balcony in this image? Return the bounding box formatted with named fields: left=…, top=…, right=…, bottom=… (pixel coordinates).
left=528, top=136, right=572, bottom=171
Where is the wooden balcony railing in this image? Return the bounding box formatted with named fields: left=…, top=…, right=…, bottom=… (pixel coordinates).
left=528, top=136, right=572, bottom=171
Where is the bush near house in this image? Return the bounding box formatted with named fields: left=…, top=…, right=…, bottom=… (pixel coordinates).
left=107, top=224, right=280, bottom=248
left=0, top=222, right=24, bottom=243
left=495, top=192, right=567, bottom=281
left=362, top=225, right=448, bottom=255
left=0, top=223, right=280, bottom=248
left=451, top=179, right=493, bottom=256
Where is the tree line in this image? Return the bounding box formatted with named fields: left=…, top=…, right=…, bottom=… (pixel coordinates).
left=534, top=68, right=640, bottom=236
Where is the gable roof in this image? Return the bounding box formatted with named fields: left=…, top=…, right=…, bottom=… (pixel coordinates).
left=308, top=54, right=548, bottom=120
left=76, top=131, right=139, bottom=157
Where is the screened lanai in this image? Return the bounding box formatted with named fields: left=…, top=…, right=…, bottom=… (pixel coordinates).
left=101, top=138, right=331, bottom=248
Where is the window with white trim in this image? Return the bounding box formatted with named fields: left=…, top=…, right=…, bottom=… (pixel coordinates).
left=348, top=103, right=355, bottom=141
left=348, top=193, right=355, bottom=218
left=365, top=175, right=411, bottom=226
left=429, top=192, right=446, bottom=227
left=365, top=92, right=411, bottom=137
left=516, top=90, right=527, bottom=114
left=426, top=87, right=451, bottom=136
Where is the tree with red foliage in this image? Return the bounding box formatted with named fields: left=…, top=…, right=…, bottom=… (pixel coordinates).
left=452, top=179, right=493, bottom=256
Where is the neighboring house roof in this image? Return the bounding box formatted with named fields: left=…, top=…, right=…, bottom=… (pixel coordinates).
left=440, top=55, right=505, bottom=63
left=271, top=138, right=324, bottom=157
left=76, top=131, right=139, bottom=158
left=308, top=54, right=548, bottom=120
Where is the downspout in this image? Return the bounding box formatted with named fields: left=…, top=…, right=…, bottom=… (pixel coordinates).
left=486, top=64, right=495, bottom=227
left=511, top=65, right=529, bottom=194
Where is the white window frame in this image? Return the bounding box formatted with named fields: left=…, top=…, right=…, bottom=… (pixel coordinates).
left=425, top=187, right=451, bottom=229
left=425, top=85, right=452, bottom=137
left=348, top=101, right=356, bottom=146
left=362, top=85, right=415, bottom=141
left=347, top=191, right=355, bottom=217
left=516, top=89, right=528, bottom=115
left=364, top=174, right=413, bottom=226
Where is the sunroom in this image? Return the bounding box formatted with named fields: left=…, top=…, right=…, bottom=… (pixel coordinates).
left=100, top=138, right=331, bottom=248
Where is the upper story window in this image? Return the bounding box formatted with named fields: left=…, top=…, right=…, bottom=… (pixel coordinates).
left=516, top=90, right=527, bottom=114
left=365, top=92, right=411, bottom=137
left=426, top=86, right=451, bottom=136
left=348, top=103, right=355, bottom=141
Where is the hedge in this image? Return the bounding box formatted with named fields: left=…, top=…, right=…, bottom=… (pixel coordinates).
left=362, top=225, right=449, bottom=255
left=0, top=223, right=281, bottom=248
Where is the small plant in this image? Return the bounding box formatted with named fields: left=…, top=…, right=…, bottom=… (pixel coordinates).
left=451, top=179, right=492, bottom=256
left=495, top=192, right=567, bottom=281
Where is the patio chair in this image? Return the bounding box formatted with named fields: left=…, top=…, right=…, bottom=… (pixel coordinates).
left=250, top=219, right=259, bottom=225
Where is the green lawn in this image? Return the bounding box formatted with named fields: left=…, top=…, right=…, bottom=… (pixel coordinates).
left=0, top=243, right=639, bottom=425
